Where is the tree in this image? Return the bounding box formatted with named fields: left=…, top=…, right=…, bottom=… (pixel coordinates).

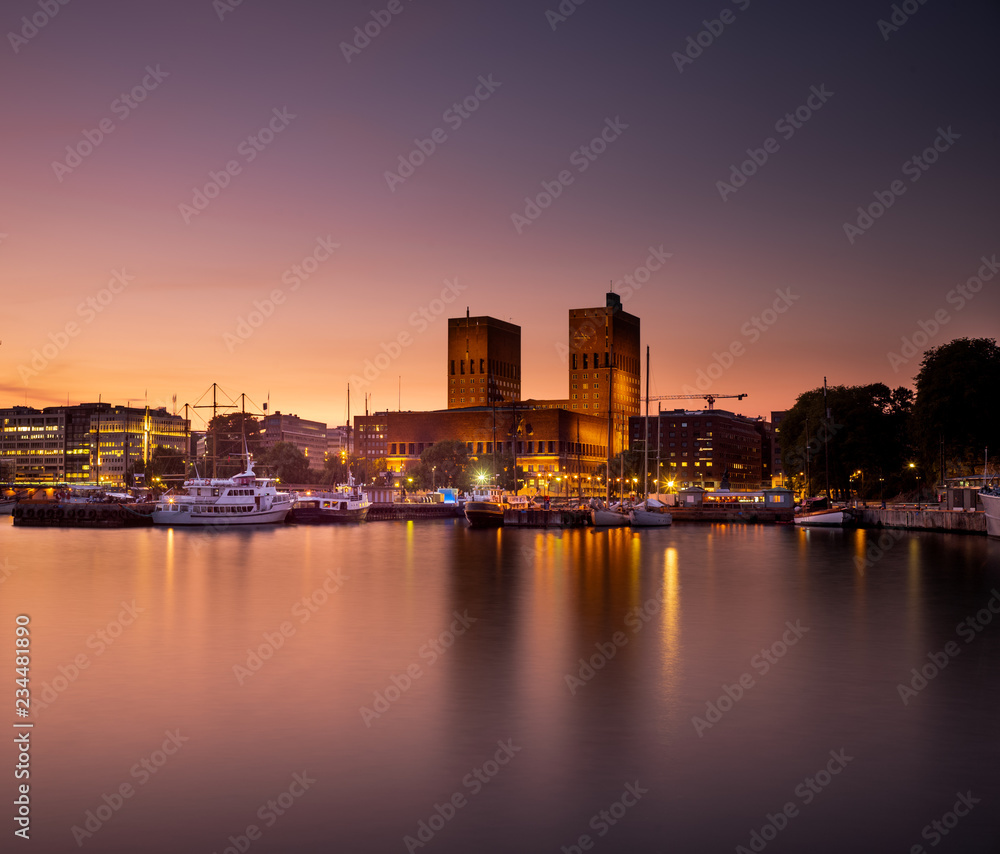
left=206, top=414, right=261, bottom=476
left=128, top=445, right=186, bottom=487
left=417, top=440, right=471, bottom=490
left=780, top=383, right=913, bottom=498
left=319, top=454, right=349, bottom=486
left=259, top=441, right=309, bottom=484
left=913, top=337, right=1000, bottom=478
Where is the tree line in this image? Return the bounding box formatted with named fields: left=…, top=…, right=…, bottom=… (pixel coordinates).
left=778, top=337, right=999, bottom=499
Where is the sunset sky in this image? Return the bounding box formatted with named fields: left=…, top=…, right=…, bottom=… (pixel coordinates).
left=3, top=0, right=997, bottom=429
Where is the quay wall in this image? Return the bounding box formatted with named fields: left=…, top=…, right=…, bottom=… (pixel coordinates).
left=858, top=508, right=986, bottom=535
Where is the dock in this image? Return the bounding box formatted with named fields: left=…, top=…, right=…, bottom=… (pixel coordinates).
left=12, top=502, right=156, bottom=527
left=503, top=508, right=591, bottom=528
left=366, top=503, right=463, bottom=521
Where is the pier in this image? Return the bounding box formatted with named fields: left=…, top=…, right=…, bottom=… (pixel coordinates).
left=857, top=507, right=986, bottom=535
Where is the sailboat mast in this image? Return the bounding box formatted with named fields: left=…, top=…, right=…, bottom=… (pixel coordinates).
left=823, top=377, right=830, bottom=502
left=644, top=345, right=649, bottom=498
left=606, top=345, right=613, bottom=505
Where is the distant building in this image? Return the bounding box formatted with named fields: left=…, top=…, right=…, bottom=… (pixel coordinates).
left=355, top=405, right=609, bottom=494
left=0, top=406, right=65, bottom=481
left=770, top=410, right=788, bottom=486
left=1, top=403, right=188, bottom=486
left=447, top=314, right=521, bottom=408
left=568, top=292, right=640, bottom=453
left=327, top=425, right=352, bottom=459
left=629, top=409, right=764, bottom=490
left=90, top=405, right=188, bottom=485
left=259, top=411, right=328, bottom=470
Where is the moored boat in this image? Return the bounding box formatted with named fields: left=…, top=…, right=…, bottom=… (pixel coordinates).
left=979, top=487, right=1000, bottom=538
left=629, top=506, right=672, bottom=527
left=464, top=486, right=505, bottom=528
left=794, top=509, right=849, bottom=528
left=291, top=476, right=370, bottom=523
left=152, top=460, right=291, bottom=526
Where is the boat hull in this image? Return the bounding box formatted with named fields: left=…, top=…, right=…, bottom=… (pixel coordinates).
left=290, top=505, right=369, bottom=524
left=151, top=506, right=290, bottom=526
left=629, top=509, right=672, bottom=527
left=465, top=501, right=504, bottom=528
left=794, top=510, right=846, bottom=527
left=593, top=509, right=629, bottom=527
left=980, top=492, right=1000, bottom=538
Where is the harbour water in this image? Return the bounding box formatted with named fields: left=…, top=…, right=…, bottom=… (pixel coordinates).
left=3, top=519, right=999, bottom=853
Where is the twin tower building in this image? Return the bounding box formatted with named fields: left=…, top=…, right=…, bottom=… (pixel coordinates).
left=356, top=293, right=642, bottom=493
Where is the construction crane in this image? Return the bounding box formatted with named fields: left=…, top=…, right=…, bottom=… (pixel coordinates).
left=642, top=393, right=748, bottom=410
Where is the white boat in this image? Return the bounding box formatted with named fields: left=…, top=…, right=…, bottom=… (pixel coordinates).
left=629, top=506, right=672, bottom=527
left=152, top=460, right=291, bottom=526
left=593, top=509, right=629, bottom=526
left=794, top=509, right=848, bottom=528
left=979, top=487, right=1000, bottom=538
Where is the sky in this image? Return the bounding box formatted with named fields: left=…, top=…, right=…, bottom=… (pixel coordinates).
left=2, top=0, right=998, bottom=429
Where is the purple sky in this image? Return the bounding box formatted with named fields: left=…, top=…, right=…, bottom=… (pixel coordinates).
left=2, top=0, right=998, bottom=427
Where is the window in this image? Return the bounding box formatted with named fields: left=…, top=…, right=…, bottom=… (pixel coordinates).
left=450, top=360, right=455, bottom=375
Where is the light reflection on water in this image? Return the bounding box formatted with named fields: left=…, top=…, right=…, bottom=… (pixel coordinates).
left=2, top=519, right=998, bottom=853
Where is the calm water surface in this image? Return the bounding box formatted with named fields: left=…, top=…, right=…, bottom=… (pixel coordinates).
left=3, top=518, right=999, bottom=853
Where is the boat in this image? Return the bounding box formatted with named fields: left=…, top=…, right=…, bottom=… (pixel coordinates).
left=793, top=508, right=850, bottom=528
left=464, top=486, right=505, bottom=528
left=980, top=485, right=1000, bottom=538
left=290, top=476, right=370, bottom=523
left=151, top=460, right=292, bottom=526
left=589, top=499, right=629, bottom=527
left=629, top=501, right=672, bottom=527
